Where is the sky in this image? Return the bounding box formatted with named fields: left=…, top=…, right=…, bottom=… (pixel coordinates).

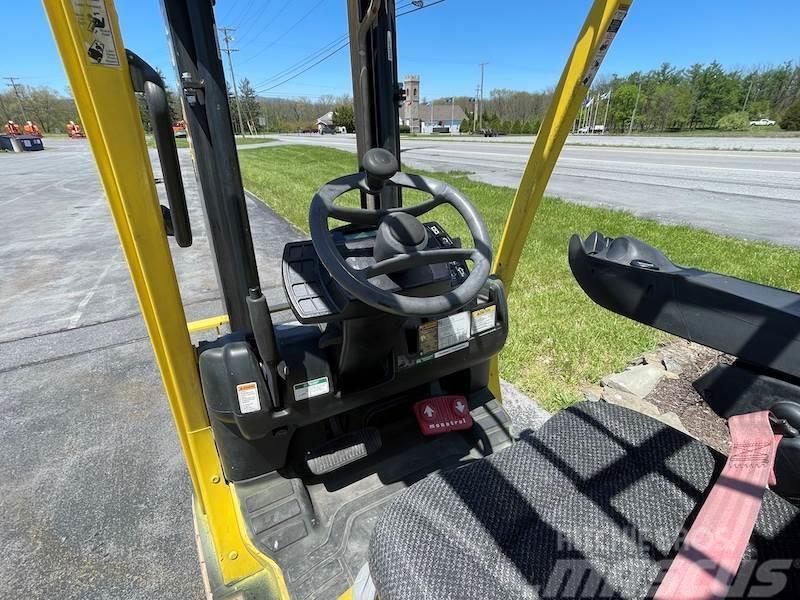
left=5, top=0, right=800, bottom=101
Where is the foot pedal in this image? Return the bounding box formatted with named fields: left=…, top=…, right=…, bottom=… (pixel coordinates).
left=305, top=428, right=382, bottom=475
left=414, top=395, right=473, bottom=436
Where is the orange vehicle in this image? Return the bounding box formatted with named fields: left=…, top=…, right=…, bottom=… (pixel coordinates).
left=66, top=120, right=86, bottom=138
left=4, top=120, right=21, bottom=135
left=23, top=121, right=42, bottom=137
left=172, top=119, right=187, bottom=138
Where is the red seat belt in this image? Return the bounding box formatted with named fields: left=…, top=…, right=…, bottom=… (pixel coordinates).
left=654, top=410, right=781, bottom=600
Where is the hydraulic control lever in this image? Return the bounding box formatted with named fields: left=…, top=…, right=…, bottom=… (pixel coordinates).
left=246, top=286, right=282, bottom=410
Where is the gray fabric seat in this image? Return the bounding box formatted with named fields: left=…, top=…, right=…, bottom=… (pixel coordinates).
left=369, top=402, right=800, bottom=599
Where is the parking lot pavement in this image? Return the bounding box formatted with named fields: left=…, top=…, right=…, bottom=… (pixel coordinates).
left=0, top=139, right=299, bottom=598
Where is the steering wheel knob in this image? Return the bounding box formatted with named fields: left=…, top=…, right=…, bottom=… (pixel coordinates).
left=362, top=148, right=398, bottom=193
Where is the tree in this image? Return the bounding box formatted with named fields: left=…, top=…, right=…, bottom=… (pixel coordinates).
left=779, top=100, right=800, bottom=130
left=156, top=68, right=181, bottom=122
left=0, top=85, right=76, bottom=132
left=239, top=78, right=261, bottom=133
left=332, top=103, right=355, bottom=132
left=716, top=111, right=749, bottom=131
left=609, top=84, right=639, bottom=131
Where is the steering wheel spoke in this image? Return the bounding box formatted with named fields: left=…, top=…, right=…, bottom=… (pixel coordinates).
left=361, top=248, right=474, bottom=279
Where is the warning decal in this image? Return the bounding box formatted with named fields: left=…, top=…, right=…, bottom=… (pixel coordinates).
left=580, top=4, right=630, bottom=88
left=236, top=382, right=261, bottom=414
left=71, top=0, right=121, bottom=67
left=471, top=305, right=497, bottom=335
left=418, top=311, right=471, bottom=355
left=437, top=311, right=470, bottom=350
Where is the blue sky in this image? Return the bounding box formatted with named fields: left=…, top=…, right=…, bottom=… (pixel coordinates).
left=6, top=1, right=800, bottom=100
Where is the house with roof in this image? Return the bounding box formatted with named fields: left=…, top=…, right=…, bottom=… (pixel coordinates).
left=398, top=75, right=467, bottom=133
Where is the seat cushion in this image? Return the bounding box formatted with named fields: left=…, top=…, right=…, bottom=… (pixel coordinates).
left=369, top=401, right=800, bottom=599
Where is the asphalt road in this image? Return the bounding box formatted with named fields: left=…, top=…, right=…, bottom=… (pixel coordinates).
left=267, top=134, right=800, bottom=248
left=0, top=139, right=299, bottom=599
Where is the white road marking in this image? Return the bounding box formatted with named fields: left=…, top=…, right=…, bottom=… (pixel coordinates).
left=66, top=259, right=116, bottom=329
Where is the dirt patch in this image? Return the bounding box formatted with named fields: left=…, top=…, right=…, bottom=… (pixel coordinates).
left=642, top=341, right=733, bottom=454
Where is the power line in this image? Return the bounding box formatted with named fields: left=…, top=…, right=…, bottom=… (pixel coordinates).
left=3, top=76, right=28, bottom=122
left=252, top=33, right=348, bottom=89
left=218, top=27, right=247, bottom=136
left=239, top=0, right=329, bottom=67
left=217, top=0, right=240, bottom=23
left=235, top=0, right=274, bottom=45
left=253, top=0, right=447, bottom=94
left=396, top=0, right=446, bottom=17
left=256, top=40, right=350, bottom=93
left=251, top=2, right=417, bottom=87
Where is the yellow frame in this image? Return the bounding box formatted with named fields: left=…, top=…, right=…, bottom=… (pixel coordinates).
left=488, top=0, right=633, bottom=397
left=43, top=0, right=631, bottom=596
left=42, top=0, right=287, bottom=591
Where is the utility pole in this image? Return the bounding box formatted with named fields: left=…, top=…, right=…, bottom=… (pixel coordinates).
left=742, top=79, right=754, bottom=112
left=3, top=76, right=28, bottom=122
left=218, top=26, right=246, bottom=137
left=450, top=97, right=455, bottom=135
left=473, top=85, right=480, bottom=132
left=628, top=80, right=642, bottom=135
left=478, top=62, right=488, bottom=130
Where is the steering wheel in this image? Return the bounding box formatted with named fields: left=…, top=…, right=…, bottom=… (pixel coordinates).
left=309, top=148, right=492, bottom=317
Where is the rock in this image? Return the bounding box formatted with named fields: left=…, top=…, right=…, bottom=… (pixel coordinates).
left=629, top=356, right=646, bottom=366
left=642, top=352, right=663, bottom=367
left=603, top=388, right=661, bottom=418
left=656, top=411, right=691, bottom=436
left=601, top=364, right=666, bottom=398
left=662, top=355, right=685, bottom=375
left=581, top=384, right=603, bottom=402
left=500, top=379, right=551, bottom=434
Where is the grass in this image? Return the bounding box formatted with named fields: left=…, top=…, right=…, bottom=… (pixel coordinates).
left=238, top=145, right=800, bottom=411
left=146, top=135, right=274, bottom=149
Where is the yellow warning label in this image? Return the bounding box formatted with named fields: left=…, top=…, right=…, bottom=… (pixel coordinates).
left=418, top=321, right=438, bottom=355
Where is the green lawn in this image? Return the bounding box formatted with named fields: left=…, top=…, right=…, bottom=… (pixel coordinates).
left=239, top=145, right=800, bottom=411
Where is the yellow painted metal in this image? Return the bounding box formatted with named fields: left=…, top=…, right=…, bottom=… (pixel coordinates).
left=338, top=588, right=355, bottom=600
left=188, top=314, right=230, bottom=334
left=493, top=0, right=633, bottom=290
left=489, top=0, right=632, bottom=401
left=42, top=0, right=270, bottom=586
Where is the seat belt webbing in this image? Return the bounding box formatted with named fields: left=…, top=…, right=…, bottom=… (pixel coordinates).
left=654, top=410, right=781, bottom=600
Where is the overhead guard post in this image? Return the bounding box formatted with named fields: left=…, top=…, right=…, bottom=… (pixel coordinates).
left=488, top=0, right=634, bottom=397
left=42, top=0, right=272, bottom=586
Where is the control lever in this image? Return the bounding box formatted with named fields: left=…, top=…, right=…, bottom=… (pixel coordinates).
left=362, top=147, right=398, bottom=195
left=246, top=286, right=282, bottom=410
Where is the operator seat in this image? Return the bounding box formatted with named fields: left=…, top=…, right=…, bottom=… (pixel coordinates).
left=368, top=402, right=800, bottom=599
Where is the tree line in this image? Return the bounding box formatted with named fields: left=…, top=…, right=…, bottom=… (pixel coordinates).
left=0, top=85, right=79, bottom=133
left=6, top=61, right=799, bottom=136
left=458, top=61, right=800, bottom=134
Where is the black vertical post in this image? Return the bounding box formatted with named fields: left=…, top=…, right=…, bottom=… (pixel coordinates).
left=160, top=0, right=261, bottom=333
left=347, top=0, right=402, bottom=210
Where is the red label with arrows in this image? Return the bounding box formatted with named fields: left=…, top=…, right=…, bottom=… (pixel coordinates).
left=413, top=395, right=473, bottom=436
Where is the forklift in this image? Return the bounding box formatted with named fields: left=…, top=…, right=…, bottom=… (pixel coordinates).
left=45, top=0, right=800, bottom=598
